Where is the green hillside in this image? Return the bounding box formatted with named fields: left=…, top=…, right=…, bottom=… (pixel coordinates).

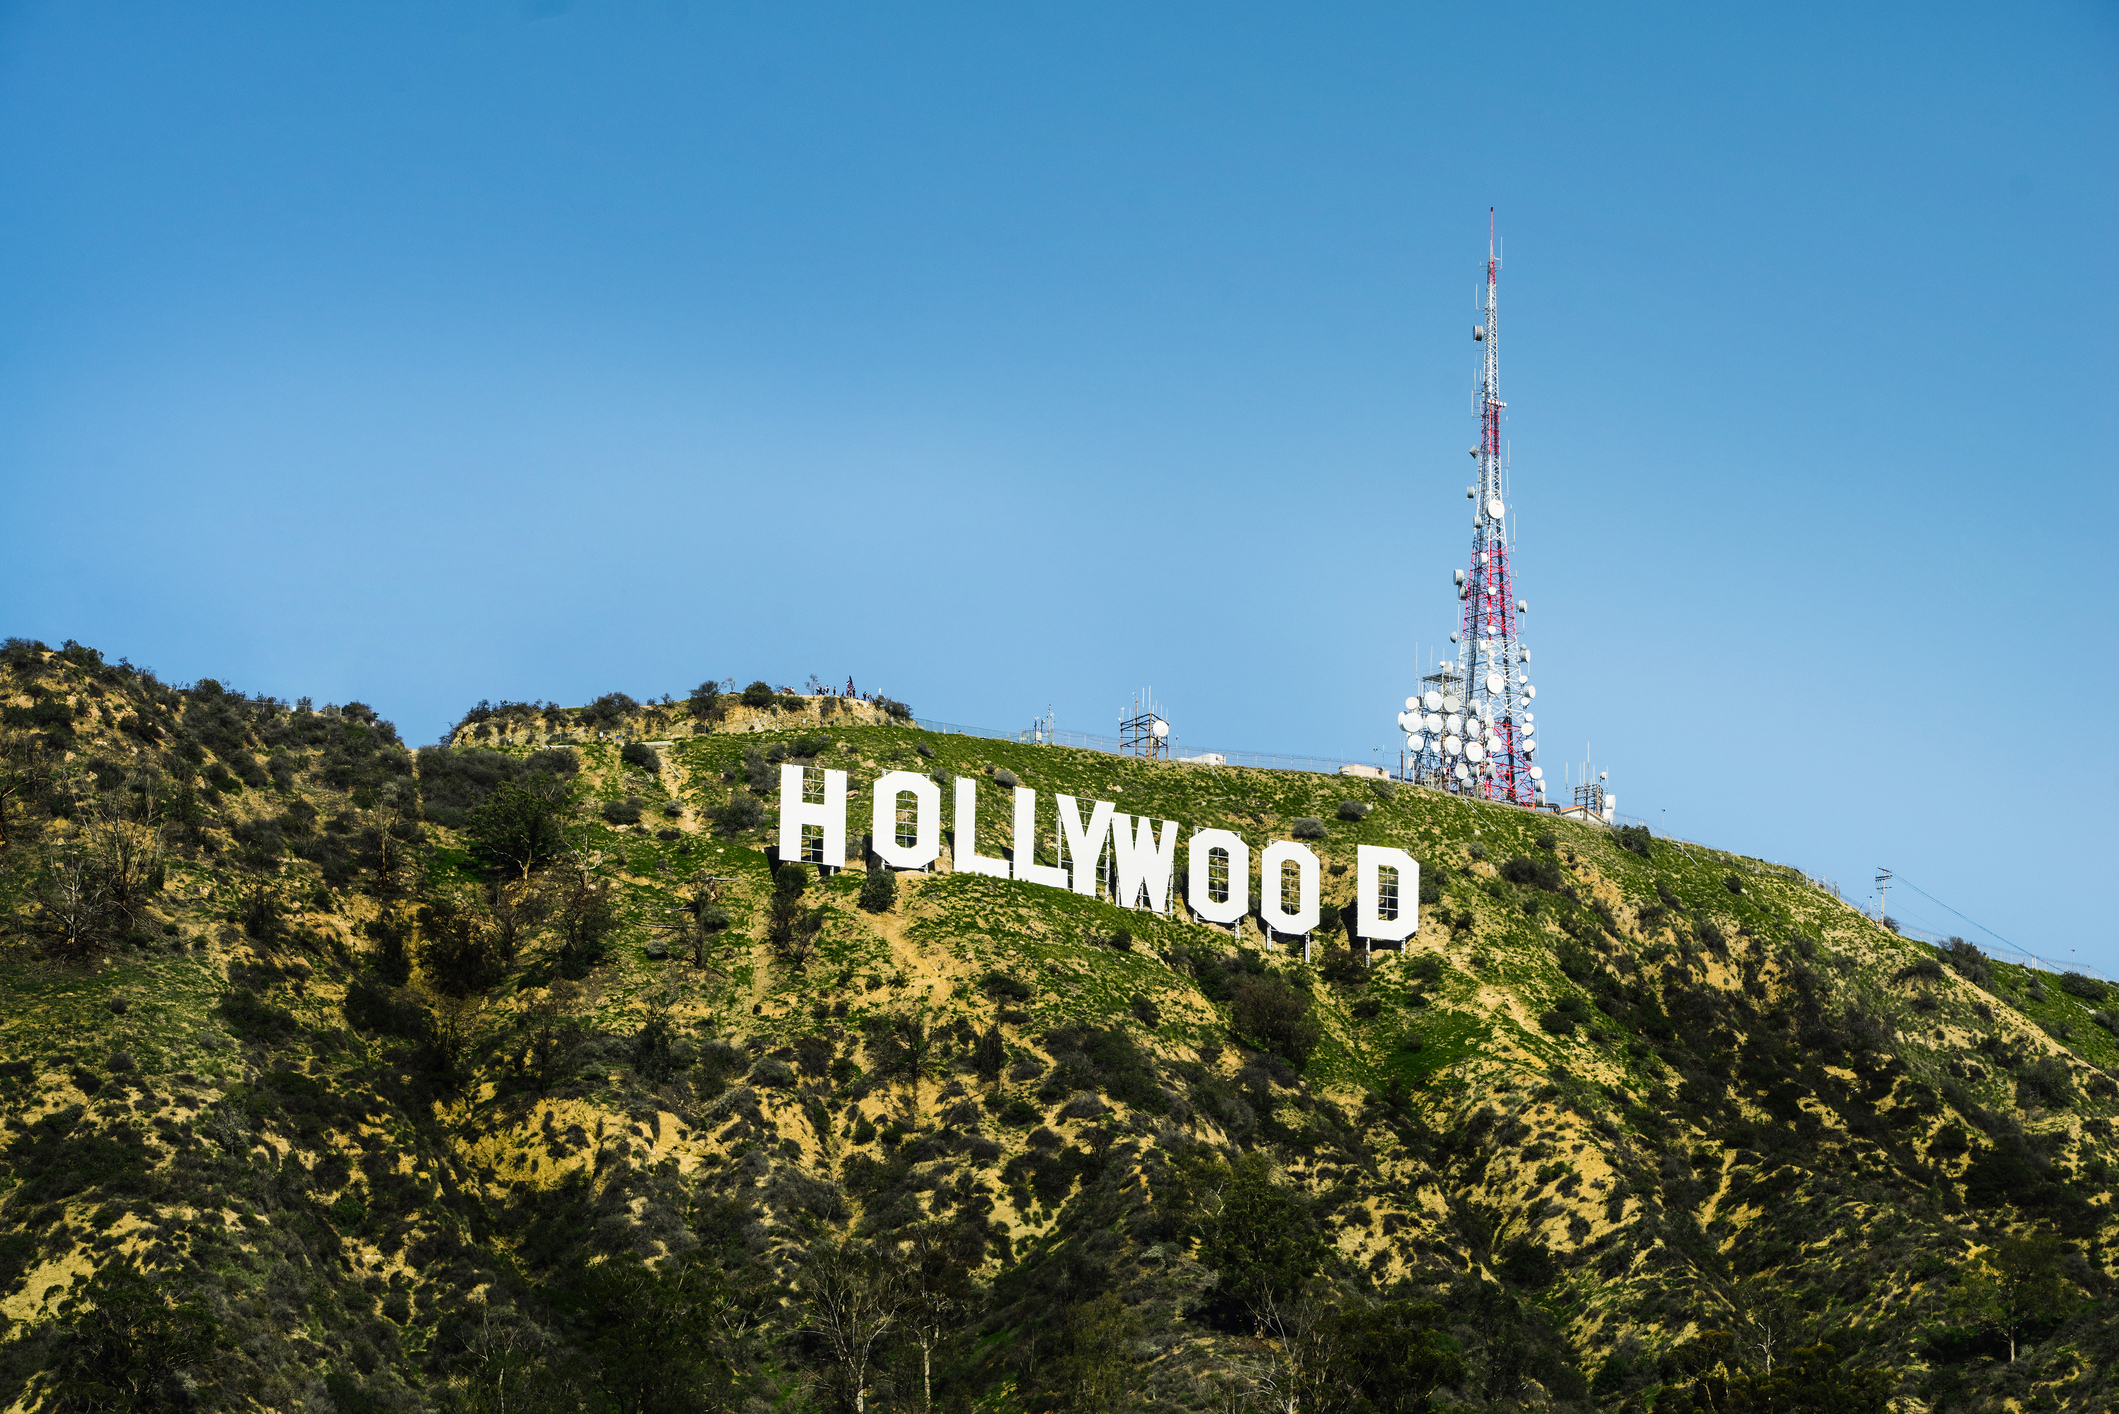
left=1, top=640, right=2114, bottom=1413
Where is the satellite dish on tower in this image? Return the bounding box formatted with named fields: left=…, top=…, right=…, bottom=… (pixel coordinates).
left=1466, top=741, right=1486, bottom=763
left=1529, top=766, right=1543, bottom=781
left=1487, top=498, right=1505, bottom=520
left=1404, top=696, right=1418, bottom=711
left=1151, top=720, right=1169, bottom=739
left=1423, top=691, right=1442, bottom=711
left=1485, top=672, right=1504, bottom=694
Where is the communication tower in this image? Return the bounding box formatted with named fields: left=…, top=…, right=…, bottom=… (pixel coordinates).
left=1119, top=689, right=1171, bottom=759
left=1397, top=212, right=1543, bottom=806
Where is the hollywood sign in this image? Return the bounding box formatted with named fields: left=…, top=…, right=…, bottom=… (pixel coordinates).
left=777, top=766, right=1419, bottom=943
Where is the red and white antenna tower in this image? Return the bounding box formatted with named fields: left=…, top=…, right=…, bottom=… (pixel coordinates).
left=1397, top=212, right=1545, bottom=804
left=1463, top=211, right=1540, bottom=804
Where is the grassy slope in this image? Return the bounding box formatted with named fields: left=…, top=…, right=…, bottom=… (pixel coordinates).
left=1, top=670, right=2116, bottom=1412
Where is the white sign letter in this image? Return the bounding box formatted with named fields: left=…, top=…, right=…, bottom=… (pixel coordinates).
left=777, top=764, right=847, bottom=867
left=1111, top=814, right=1179, bottom=913
left=1055, top=794, right=1116, bottom=896
left=952, top=777, right=1010, bottom=879
left=870, top=770, right=940, bottom=869
left=1011, top=788, right=1070, bottom=890
left=1186, top=828, right=1250, bottom=925
left=1258, top=839, right=1320, bottom=935
left=1355, top=844, right=1419, bottom=942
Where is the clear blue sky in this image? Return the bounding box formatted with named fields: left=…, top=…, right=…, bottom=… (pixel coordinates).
left=4, top=3, right=2115, bottom=969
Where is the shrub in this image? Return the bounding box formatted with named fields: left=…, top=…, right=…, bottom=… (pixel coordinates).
left=632, top=1008, right=681, bottom=1083
left=876, top=696, right=913, bottom=720
left=1500, top=854, right=1563, bottom=891
left=687, top=681, right=721, bottom=716
left=1614, top=824, right=1652, bottom=856
left=992, top=767, right=1020, bottom=789
left=601, top=798, right=644, bottom=826
left=1725, top=873, right=1744, bottom=894
left=1893, top=957, right=1945, bottom=984
left=620, top=742, right=660, bottom=774
left=714, top=793, right=765, bottom=832
left=662, top=801, right=685, bottom=817
left=982, top=972, right=1034, bottom=1003
left=2059, top=972, right=2109, bottom=1002
left=858, top=865, right=897, bottom=913
left=915, top=744, right=936, bottom=759
left=1943, top=938, right=1993, bottom=988
left=793, top=732, right=831, bottom=758
left=580, top=693, right=638, bottom=729
left=1290, top=818, right=1326, bottom=841
left=2015, top=1056, right=2076, bottom=1109
left=741, top=681, right=776, bottom=708
left=1336, top=800, right=1370, bottom=821
left=1230, top=976, right=1322, bottom=1070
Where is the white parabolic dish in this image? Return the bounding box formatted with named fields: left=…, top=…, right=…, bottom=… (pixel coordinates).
left=1487, top=497, right=1505, bottom=520
left=1465, top=741, right=1486, bottom=762
left=1424, top=713, right=1443, bottom=733
left=1442, top=694, right=1461, bottom=713
left=1525, top=686, right=1536, bottom=699
left=1486, top=672, right=1504, bottom=694
left=1529, top=765, right=1543, bottom=780
left=1423, top=690, right=1442, bottom=711
left=1444, top=736, right=1462, bottom=756
left=1404, top=696, right=1418, bottom=711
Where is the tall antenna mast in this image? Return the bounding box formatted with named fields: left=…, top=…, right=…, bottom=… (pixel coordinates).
left=1394, top=212, right=1545, bottom=805
left=1465, top=210, right=1540, bottom=805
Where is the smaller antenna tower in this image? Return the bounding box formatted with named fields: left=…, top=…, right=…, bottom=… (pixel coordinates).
left=1119, top=689, right=1171, bottom=759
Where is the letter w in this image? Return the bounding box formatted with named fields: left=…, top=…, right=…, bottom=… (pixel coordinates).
left=1111, top=814, right=1178, bottom=913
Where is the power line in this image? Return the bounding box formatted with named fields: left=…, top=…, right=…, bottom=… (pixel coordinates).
left=1882, top=871, right=2020, bottom=954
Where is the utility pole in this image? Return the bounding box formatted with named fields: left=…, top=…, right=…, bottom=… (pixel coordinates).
left=1875, top=868, right=1892, bottom=927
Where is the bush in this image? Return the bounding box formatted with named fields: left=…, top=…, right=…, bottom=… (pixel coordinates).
left=877, top=696, right=913, bottom=720
left=581, top=693, right=638, bottom=729
left=793, top=732, right=831, bottom=758
left=714, top=793, right=766, bottom=832
left=687, top=681, right=721, bottom=716
left=992, top=767, right=1020, bottom=789
left=1500, top=854, right=1563, bottom=891
left=1336, top=799, right=1370, bottom=821
left=2059, top=972, right=2109, bottom=1001
left=1230, top=976, right=1322, bottom=1070
left=1725, top=873, right=1744, bottom=894
left=1290, top=818, right=1327, bottom=840
left=1943, top=938, right=1993, bottom=988
left=525, top=747, right=578, bottom=776
left=741, top=681, right=776, bottom=708
left=2015, top=1056, right=2076, bottom=1109
left=620, top=742, right=660, bottom=774
left=601, top=798, right=644, bottom=826
left=858, top=865, right=897, bottom=913
left=1614, top=824, right=1652, bottom=856
left=632, top=1008, right=680, bottom=1083
left=1893, top=957, right=1945, bottom=984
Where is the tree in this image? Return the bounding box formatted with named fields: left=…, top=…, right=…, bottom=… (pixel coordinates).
left=37, top=1258, right=218, bottom=1412
left=569, top=1254, right=744, bottom=1414
left=858, top=863, right=897, bottom=913
left=1731, top=1275, right=1807, bottom=1376
left=632, top=995, right=681, bottom=1083
left=1230, top=976, right=1323, bottom=1070
left=768, top=862, right=825, bottom=970
left=1956, top=1231, right=2076, bottom=1362
left=684, top=879, right=732, bottom=968
left=1197, top=1153, right=1325, bottom=1322
left=1037, top=1292, right=1141, bottom=1413
left=418, top=892, right=508, bottom=994
left=466, top=776, right=570, bottom=879
left=520, top=980, right=590, bottom=1093
left=554, top=871, right=622, bottom=976
left=799, top=1239, right=903, bottom=1414
left=896, top=1222, right=982, bottom=1412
